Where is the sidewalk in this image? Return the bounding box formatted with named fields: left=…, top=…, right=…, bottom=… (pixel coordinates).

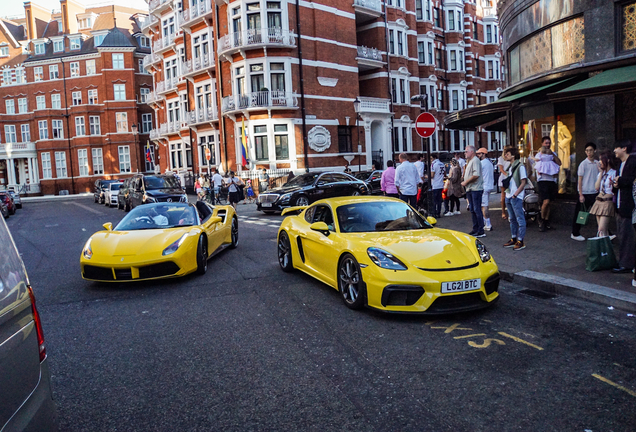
left=433, top=193, right=636, bottom=312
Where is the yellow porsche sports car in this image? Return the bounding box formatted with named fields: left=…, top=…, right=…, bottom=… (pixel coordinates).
left=277, top=196, right=500, bottom=314
left=81, top=201, right=238, bottom=282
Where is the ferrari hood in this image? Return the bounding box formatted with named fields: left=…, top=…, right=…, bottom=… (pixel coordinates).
left=349, top=229, right=479, bottom=270
left=90, top=228, right=196, bottom=257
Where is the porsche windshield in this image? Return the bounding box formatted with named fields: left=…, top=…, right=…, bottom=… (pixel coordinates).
left=115, top=203, right=198, bottom=230
left=285, top=173, right=320, bottom=187
left=144, top=176, right=181, bottom=190
left=337, top=201, right=430, bottom=233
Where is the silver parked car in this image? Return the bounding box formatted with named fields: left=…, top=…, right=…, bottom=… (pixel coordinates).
left=0, top=217, right=57, bottom=431
left=103, top=182, right=121, bottom=207
left=8, top=191, right=21, bottom=209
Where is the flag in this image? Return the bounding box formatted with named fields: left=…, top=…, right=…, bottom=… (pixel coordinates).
left=241, top=117, right=249, bottom=168
left=145, top=141, right=152, bottom=163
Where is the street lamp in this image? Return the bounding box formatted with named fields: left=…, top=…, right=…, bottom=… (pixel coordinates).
left=353, top=97, right=362, bottom=172
left=131, top=123, right=140, bottom=173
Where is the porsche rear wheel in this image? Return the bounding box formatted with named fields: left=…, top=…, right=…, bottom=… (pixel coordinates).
left=338, top=254, right=365, bottom=310
left=278, top=231, right=294, bottom=272
left=196, top=236, right=208, bottom=275
left=230, top=217, right=239, bottom=249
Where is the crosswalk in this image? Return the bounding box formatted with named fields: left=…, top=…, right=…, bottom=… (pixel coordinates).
left=237, top=215, right=281, bottom=230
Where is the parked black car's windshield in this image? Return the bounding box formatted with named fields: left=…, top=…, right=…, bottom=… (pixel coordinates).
left=353, top=172, right=371, bottom=181
left=285, top=173, right=320, bottom=187
left=144, top=176, right=181, bottom=190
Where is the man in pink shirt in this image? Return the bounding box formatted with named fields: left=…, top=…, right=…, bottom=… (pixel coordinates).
left=381, top=160, right=399, bottom=198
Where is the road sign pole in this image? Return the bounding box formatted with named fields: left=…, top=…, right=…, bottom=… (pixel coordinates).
left=415, top=111, right=437, bottom=217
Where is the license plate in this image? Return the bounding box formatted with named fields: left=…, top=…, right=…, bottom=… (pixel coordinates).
left=262, top=203, right=272, bottom=207
left=441, top=278, right=481, bottom=293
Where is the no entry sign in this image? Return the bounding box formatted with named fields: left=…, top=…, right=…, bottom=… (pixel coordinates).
left=415, top=112, right=437, bottom=138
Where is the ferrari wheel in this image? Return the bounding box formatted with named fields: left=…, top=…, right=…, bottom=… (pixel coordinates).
left=196, top=236, right=208, bottom=275
left=229, top=217, right=239, bottom=249
left=338, top=254, right=365, bottom=310
left=294, top=195, right=309, bottom=207
left=277, top=231, right=293, bottom=272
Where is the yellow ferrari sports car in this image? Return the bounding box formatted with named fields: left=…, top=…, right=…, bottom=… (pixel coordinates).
left=81, top=201, right=238, bottom=282
left=277, top=196, right=500, bottom=314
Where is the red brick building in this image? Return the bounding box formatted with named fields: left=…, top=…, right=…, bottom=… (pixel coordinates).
left=0, top=1, right=153, bottom=195
left=142, top=0, right=504, bottom=178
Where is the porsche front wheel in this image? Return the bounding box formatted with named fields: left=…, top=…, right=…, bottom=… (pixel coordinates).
left=338, top=254, right=365, bottom=310
left=229, top=217, right=239, bottom=249
left=278, top=231, right=294, bottom=272
left=196, top=236, right=208, bottom=275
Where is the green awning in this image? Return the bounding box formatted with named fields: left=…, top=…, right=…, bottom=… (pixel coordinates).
left=549, top=65, right=636, bottom=101
left=497, top=78, right=572, bottom=103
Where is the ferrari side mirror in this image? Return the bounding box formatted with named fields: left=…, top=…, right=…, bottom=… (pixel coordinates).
left=426, top=216, right=437, bottom=226
left=103, top=222, right=113, bottom=231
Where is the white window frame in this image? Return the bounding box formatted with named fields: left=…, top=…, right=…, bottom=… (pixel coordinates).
left=52, top=119, right=64, bottom=139
left=55, top=151, right=67, bottom=178
left=89, top=115, right=101, bottom=135
left=35, top=43, right=45, bottom=55
left=86, top=59, right=96, bottom=75
left=38, top=121, right=48, bottom=140
left=41, top=152, right=52, bottom=179
left=118, top=145, right=131, bottom=173
left=92, top=148, right=104, bottom=175
left=21, top=124, right=30, bottom=142
left=116, top=112, right=128, bottom=132
left=51, top=93, right=61, bottom=109
left=34, top=66, right=43, bottom=81
left=4, top=125, right=16, bottom=143
left=78, top=149, right=89, bottom=176
left=5, top=99, right=14, bottom=114
left=53, top=39, right=63, bottom=53
left=70, top=37, right=81, bottom=50
left=75, top=116, right=86, bottom=136
left=49, top=65, right=59, bottom=79
left=18, top=98, right=27, bottom=113
left=112, top=53, right=125, bottom=69
left=70, top=62, right=80, bottom=77
left=88, top=89, right=98, bottom=104
left=113, top=84, right=126, bottom=101
left=141, top=113, right=152, bottom=133
left=72, top=91, right=82, bottom=105
left=139, top=87, right=150, bottom=103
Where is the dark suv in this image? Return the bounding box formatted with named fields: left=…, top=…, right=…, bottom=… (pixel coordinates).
left=0, top=191, right=16, bottom=215
left=126, top=174, right=187, bottom=211
left=93, top=179, right=117, bottom=204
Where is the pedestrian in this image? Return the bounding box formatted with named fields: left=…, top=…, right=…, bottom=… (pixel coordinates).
left=212, top=168, right=223, bottom=204
left=571, top=143, right=600, bottom=241
left=445, top=159, right=463, bottom=215
left=502, top=147, right=528, bottom=250
left=195, top=177, right=203, bottom=201
left=461, top=145, right=485, bottom=237
left=611, top=140, right=636, bottom=274
left=477, top=148, right=494, bottom=231
left=430, top=154, right=445, bottom=218
left=259, top=168, right=270, bottom=193
left=414, top=154, right=425, bottom=185
left=589, top=150, right=616, bottom=237
left=287, top=171, right=295, bottom=183
left=225, top=171, right=244, bottom=210
left=344, top=165, right=352, bottom=174
left=536, top=136, right=562, bottom=232
left=394, top=153, right=419, bottom=207
left=381, top=160, right=399, bottom=198
left=245, top=179, right=256, bottom=204
left=455, top=152, right=466, bottom=171
left=497, top=148, right=511, bottom=220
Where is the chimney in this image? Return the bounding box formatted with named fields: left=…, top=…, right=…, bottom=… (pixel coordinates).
left=24, top=2, right=36, bottom=40
left=60, top=0, right=70, bottom=34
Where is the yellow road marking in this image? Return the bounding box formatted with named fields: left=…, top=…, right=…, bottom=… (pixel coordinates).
left=592, top=374, right=636, bottom=397
left=468, top=338, right=505, bottom=348
left=453, top=333, right=487, bottom=339
left=431, top=323, right=473, bottom=334
left=498, top=332, right=544, bottom=350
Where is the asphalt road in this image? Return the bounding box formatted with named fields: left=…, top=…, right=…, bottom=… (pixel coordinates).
left=6, top=198, right=636, bottom=432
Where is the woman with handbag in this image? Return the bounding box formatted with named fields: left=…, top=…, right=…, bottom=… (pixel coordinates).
left=445, top=159, right=464, bottom=215
left=225, top=171, right=244, bottom=210
left=589, top=151, right=617, bottom=237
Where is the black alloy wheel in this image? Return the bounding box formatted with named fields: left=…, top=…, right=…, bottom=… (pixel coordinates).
left=196, top=236, right=208, bottom=275
left=230, top=217, right=239, bottom=249
left=94, top=195, right=99, bottom=203
left=351, top=190, right=361, bottom=196
left=338, top=253, right=365, bottom=310
left=294, top=195, right=309, bottom=207
left=277, top=231, right=294, bottom=272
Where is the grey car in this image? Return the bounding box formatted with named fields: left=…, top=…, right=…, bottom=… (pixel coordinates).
left=8, top=191, right=21, bottom=209
left=0, top=217, right=57, bottom=431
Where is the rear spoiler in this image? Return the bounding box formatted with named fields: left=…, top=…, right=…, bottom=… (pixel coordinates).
left=281, top=206, right=307, bottom=216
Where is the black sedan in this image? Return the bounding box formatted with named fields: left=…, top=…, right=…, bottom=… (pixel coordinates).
left=126, top=174, right=188, bottom=211
left=256, top=172, right=369, bottom=213
left=352, top=170, right=383, bottom=195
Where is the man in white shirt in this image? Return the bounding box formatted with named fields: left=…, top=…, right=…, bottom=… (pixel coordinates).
left=571, top=143, right=599, bottom=241
left=413, top=154, right=425, bottom=185
left=394, top=153, right=420, bottom=207
left=477, top=148, right=495, bottom=231
left=430, top=154, right=445, bottom=218
left=503, top=147, right=528, bottom=251
left=456, top=153, right=466, bottom=171
left=212, top=168, right=224, bottom=204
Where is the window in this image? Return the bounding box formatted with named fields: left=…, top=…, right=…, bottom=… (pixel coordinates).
left=21, top=124, right=30, bottom=142
left=452, top=89, right=459, bottom=111
left=448, top=10, right=455, bottom=30
left=4, top=125, right=16, bottom=142
left=15, top=68, right=24, bottom=84
left=18, top=98, right=27, bottom=113
left=488, top=60, right=494, bottom=79
left=35, top=43, right=45, bottom=55
left=2, top=69, right=11, bottom=86
left=70, top=37, right=81, bottom=50
left=138, top=59, right=144, bottom=74
left=89, top=116, right=101, bottom=135
left=34, top=66, right=43, bottom=81
left=41, top=153, right=52, bottom=179
left=418, top=41, right=425, bottom=63
left=5, top=100, right=14, bottom=114
left=86, top=60, right=96, bottom=75
left=473, top=22, right=479, bottom=39
left=0, top=46, right=9, bottom=57
left=88, top=89, right=98, bottom=104
left=94, top=34, right=106, bottom=46
left=114, top=84, right=126, bottom=101
left=116, top=112, right=128, bottom=132
left=389, top=30, right=395, bottom=54
left=270, top=63, right=285, bottom=91
left=38, top=121, right=48, bottom=140
left=51, top=93, right=61, bottom=109
left=139, top=35, right=149, bottom=47
left=52, top=119, right=63, bottom=138
left=486, top=25, right=492, bottom=44
left=450, top=51, right=457, bottom=70
left=170, top=142, right=183, bottom=169
left=112, top=53, right=124, bottom=69
left=437, top=88, right=444, bottom=110
left=391, top=78, right=397, bottom=103
left=78, top=149, right=89, bottom=176
left=118, top=146, right=131, bottom=173
left=475, top=58, right=481, bottom=77
left=75, top=117, right=86, bottom=136
left=274, top=125, right=289, bottom=160
left=145, top=143, right=155, bottom=172
left=139, top=87, right=150, bottom=103
left=142, top=113, right=152, bottom=133
left=416, top=0, right=423, bottom=19
left=36, top=95, right=45, bottom=110
left=92, top=148, right=103, bottom=174
left=402, top=126, right=408, bottom=151
left=397, top=30, right=404, bottom=56
left=428, top=42, right=433, bottom=65
left=400, top=79, right=406, bottom=104
left=338, top=126, right=352, bottom=153
left=57, top=20, right=63, bottom=32
left=49, top=65, right=59, bottom=79
left=53, top=39, right=63, bottom=52
left=72, top=91, right=82, bottom=105
left=55, top=151, right=67, bottom=178
left=254, top=125, right=268, bottom=161
left=435, top=48, right=442, bottom=68
left=78, top=17, right=92, bottom=29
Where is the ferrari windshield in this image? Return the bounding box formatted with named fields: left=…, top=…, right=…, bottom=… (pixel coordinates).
left=115, top=203, right=198, bottom=231
left=337, top=201, right=430, bottom=233
left=144, top=176, right=181, bottom=190
left=285, top=173, right=320, bottom=187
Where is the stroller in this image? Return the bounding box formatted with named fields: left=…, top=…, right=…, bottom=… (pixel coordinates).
left=415, top=181, right=431, bottom=218
left=523, top=184, right=541, bottom=223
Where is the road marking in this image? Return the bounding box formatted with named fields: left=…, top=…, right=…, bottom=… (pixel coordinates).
left=468, top=338, right=506, bottom=349
left=592, top=374, right=636, bottom=397
left=63, top=202, right=104, bottom=215
left=431, top=323, right=472, bottom=334
left=453, top=333, right=487, bottom=339
left=498, top=332, right=544, bottom=351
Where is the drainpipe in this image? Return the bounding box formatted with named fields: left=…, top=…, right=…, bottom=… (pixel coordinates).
left=215, top=4, right=229, bottom=174
left=295, top=0, right=309, bottom=171
left=383, top=1, right=396, bottom=164
left=60, top=58, right=76, bottom=194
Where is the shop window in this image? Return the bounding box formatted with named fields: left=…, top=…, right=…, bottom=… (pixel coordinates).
left=338, top=126, right=352, bottom=153
left=622, top=2, right=636, bottom=51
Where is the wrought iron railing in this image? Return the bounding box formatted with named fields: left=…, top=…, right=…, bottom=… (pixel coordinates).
left=221, top=91, right=298, bottom=113
left=218, top=28, right=295, bottom=55
left=353, top=0, right=382, bottom=12
left=357, top=46, right=383, bottom=61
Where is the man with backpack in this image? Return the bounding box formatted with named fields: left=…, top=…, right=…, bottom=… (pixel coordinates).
left=502, top=147, right=528, bottom=251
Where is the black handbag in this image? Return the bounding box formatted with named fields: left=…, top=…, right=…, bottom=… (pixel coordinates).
left=501, top=163, right=519, bottom=191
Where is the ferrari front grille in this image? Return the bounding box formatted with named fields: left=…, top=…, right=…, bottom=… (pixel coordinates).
left=114, top=268, right=133, bottom=280
left=84, top=265, right=114, bottom=280
left=138, top=262, right=180, bottom=279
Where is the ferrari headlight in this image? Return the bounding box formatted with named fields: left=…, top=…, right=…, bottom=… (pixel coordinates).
left=162, top=234, right=188, bottom=256
left=83, top=238, right=93, bottom=260
left=476, top=240, right=491, bottom=262
left=367, top=247, right=407, bottom=270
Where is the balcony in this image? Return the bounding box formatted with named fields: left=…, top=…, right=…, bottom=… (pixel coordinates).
left=149, top=129, right=160, bottom=140
left=153, top=34, right=175, bottom=54
left=181, top=54, right=215, bottom=76
left=185, top=107, right=218, bottom=126
left=149, top=0, right=172, bottom=15
left=221, top=91, right=298, bottom=114
left=159, top=121, right=181, bottom=136
left=156, top=77, right=178, bottom=94
left=179, top=0, right=213, bottom=28
left=218, top=28, right=296, bottom=57
left=356, top=46, right=384, bottom=71
left=146, top=91, right=161, bottom=105
left=354, top=96, right=391, bottom=115
left=0, top=142, right=37, bottom=158
left=143, top=53, right=161, bottom=70
left=353, top=0, right=383, bottom=23
left=140, top=14, right=158, bottom=32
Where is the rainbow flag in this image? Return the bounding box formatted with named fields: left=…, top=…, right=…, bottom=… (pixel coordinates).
left=241, top=117, right=249, bottom=168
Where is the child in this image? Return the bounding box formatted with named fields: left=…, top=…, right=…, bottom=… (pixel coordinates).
left=534, top=146, right=560, bottom=177
left=195, top=178, right=203, bottom=201
left=245, top=179, right=256, bottom=204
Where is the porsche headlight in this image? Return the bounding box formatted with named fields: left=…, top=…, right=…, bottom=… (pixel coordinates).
left=83, top=238, right=93, bottom=259
left=162, top=234, right=188, bottom=256
left=476, top=240, right=491, bottom=262
left=367, top=247, right=407, bottom=270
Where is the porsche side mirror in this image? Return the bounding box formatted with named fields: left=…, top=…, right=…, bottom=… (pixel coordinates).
left=103, top=222, right=113, bottom=231
left=426, top=216, right=437, bottom=226
left=209, top=216, right=223, bottom=224
left=309, top=221, right=330, bottom=236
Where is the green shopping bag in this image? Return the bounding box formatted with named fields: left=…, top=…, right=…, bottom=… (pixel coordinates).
left=576, top=203, right=589, bottom=225
left=585, top=236, right=618, bottom=272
